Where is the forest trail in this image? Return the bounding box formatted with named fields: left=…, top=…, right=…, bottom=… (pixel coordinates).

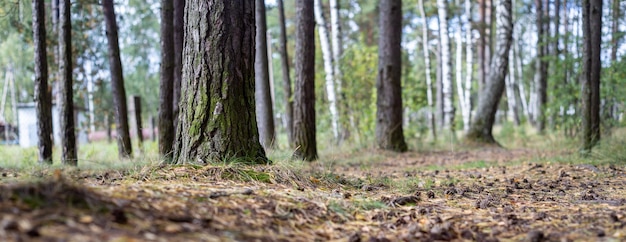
left=1, top=147, right=625, bottom=241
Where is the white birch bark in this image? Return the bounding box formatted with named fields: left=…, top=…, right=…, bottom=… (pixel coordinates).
left=418, top=0, right=436, bottom=139
left=437, top=0, right=455, bottom=131
left=463, top=0, right=473, bottom=132
left=314, top=0, right=339, bottom=140
left=329, top=0, right=343, bottom=93
left=455, top=0, right=466, bottom=131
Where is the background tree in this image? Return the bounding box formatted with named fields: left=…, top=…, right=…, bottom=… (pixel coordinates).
left=437, top=0, right=455, bottom=132
left=59, top=0, right=77, bottom=165
left=418, top=0, right=436, bottom=140
left=173, top=0, right=185, bottom=131
left=173, top=0, right=268, bottom=165
left=32, top=0, right=53, bottom=164
left=159, top=0, right=174, bottom=159
left=292, top=0, right=317, bottom=161
left=376, top=0, right=407, bottom=152
left=466, top=0, right=513, bottom=144
left=103, top=0, right=132, bottom=158
left=533, top=0, right=548, bottom=132
left=314, top=0, right=339, bottom=141
left=276, top=0, right=293, bottom=145
left=581, top=0, right=601, bottom=151
left=256, top=0, right=276, bottom=149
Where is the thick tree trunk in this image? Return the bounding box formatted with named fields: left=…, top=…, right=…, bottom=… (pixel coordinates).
left=103, top=0, right=133, bottom=158
left=159, top=0, right=175, bottom=160
left=418, top=0, right=437, bottom=140
left=463, top=0, right=473, bottom=132
left=466, top=0, right=513, bottom=144
left=277, top=0, right=293, bottom=144
left=314, top=0, right=339, bottom=141
left=59, top=0, right=77, bottom=165
left=255, top=0, right=276, bottom=149
left=581, top=0, right=602, bottom=151
left=293, top=0, right=317, bottom=161
left=533, top=0, right=548, bottom=133
left=376, top=0, right=407, bottom=152
left=173, top=0, right=268, bottom=164
left=437, top=0, right=455, bottom=132
left=32, top=0, right=53, bottom=164
left=173, top=0, right=185, bottom=135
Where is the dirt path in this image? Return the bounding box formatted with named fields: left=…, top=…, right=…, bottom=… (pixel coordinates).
left=1, top=148, right=625, bottom=241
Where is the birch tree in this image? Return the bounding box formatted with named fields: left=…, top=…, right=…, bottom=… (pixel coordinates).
left=466, top=0, right=513, bottom=144
left=463, top=0, right=473, bottom=131
left=418, top=0, right=436, bottom=140
left=314, top=0, right=339, bottom=140
left=454, top=0, right=466, bottom=131
left=437, top=0, right=455, bottom=131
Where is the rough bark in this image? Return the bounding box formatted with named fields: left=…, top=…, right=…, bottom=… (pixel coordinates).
left=173, top=0, right=268, bottom=164
left=418, top=0, right=436, bottom=140
left=293, top=0, right=317, bottom=161
left=255, top=0, right=276, bottom=149
left=173, top=0, right=185, bottom=135
left=466, top=0, right=513, bottom=144
left=103, top=0, right=133, bottom=158
left=32, top=0, right=53, bottom=164
left=437, top=0, right=455, bottom=131
left=376, top=0, right=407, bottom=152
left=277, top=0, right=293, bottom=144
left=314, top=0, right=339, bottom=141
left=159, top=0, right=175, bottom=160
left=463, top=0, right=473, bottom=132
left=581, top=0, right=601, bottom=151
left=59, top=0, right=77, bottom=165
left=533, top=0, right=548, bottom=133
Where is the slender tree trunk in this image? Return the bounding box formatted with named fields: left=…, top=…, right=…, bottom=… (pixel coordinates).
left=581, top=0, right=602, bottom=151
left=533, top=0, right=548, bottom=133
left=293, top=0, right=317, bottom=161
left=466, top=0, right=513, bottom=144
left=51, top=0, right=60, bottom=114
left=173, top=0, right=185, bottom=135
left=464, top=0, right=473, bottom=132
left=437, top=0, right=455, bottom=132
left=514, top=22, right=529, bottom=119
left=173, top=0, right=268, bottom=164
left=436, top=22, right=444, bottom=128
left=32, top=0, right=53, bottom=164
left=277, top=0, right=293, bottom=145
left=330, top=0, right=349, bottom=141
left=418, top=0, right=436, bottom=140
left=455, top=0, right=467, bottom=132
left=610, top=0, right=620, bottom=62
left=376, top=0, right=407, bottom=152
left=256, top=0, right=276, bottom=149
left=478, top=0, right=487, bottom=92
left=59, top=0, right=77, bottom=165
left=314, top=0, right=339, bottom=141
left=103, top=0, right=133, bottom=158
left=159, top=0, right=175, bottom=160
left=505, top=68, right=520, bottom=125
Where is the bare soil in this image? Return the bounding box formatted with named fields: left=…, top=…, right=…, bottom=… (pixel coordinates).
left=1, top=147, right=625, bottom=241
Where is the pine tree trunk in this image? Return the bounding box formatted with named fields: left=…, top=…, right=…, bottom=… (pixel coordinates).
left=463, top=0, right=473, bottom=132
left=173, top=0, right=185, bottom=136
left=376, top=0, right=407, bottom=152
left=255, top=0, right=276, bottom=149
left=437, top=0, right=455, bottom=132
left=32, top=0, right=53, bottom=164
left=173, top=0, right=268, bottom=164
left=293, top=0, right=317, bottom=161
left=466, top=0, right=513, bottom=144
left=418, top=0, right=437, bottom=140
left=103, top=0, right=133, bottom=158
left=581, top=0, right=602, bottom=151
left=314, top=0, right=339, bottom=141
left=59, top=0, right=77, bottom=165
left=159, top=0, right=175, bottom=160
left=277, top=0, right=293, bottom=145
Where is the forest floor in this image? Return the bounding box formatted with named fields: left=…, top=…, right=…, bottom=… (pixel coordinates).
left=1, top=134, right=626, bottom=241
